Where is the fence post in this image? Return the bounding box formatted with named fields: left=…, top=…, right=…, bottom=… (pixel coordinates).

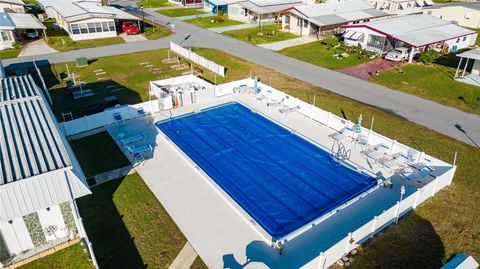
left=448, top=166, right=456, bottom=185
left=345, top=232, right=353, bottom=254
left=317, top=252, right=326, bottom=269
left=431, top=177, right=439, bottom=197
left=390, top=140, right=396, bottom=154
left=370, top=216, right=378, bottom=239
left=327, top=112, right=332, bottom=128
left=394, top=201, right=401, bottom=224
left=413, top=188, right=422, bottom=209
left=84, top=115, right=89, bottom=131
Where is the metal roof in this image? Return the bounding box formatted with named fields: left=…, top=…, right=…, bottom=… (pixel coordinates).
left=457, top=48, right=480, bottom=60
left=293, top=1, right=388, bottom=27
left=238, top=0, right=302, bottom=14
left=38, top=0, right=138, bottom=23
left=0, top=12, right=45, bottom=30
left=424, top=1, right=480, bottom=11
left=0, top=75, right=90, bottom=221
left=344, top=14, right=476, bottom=47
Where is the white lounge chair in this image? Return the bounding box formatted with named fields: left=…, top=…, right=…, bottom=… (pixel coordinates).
left=267, top=98, right=284, bottom=107
left=362, top=144, right=389, bottom=162
left=381, top=152, right=408, bottom=170
left=329, top=127, right=352, bottom=142
left=127, top=144, right=153, bottom=155
left=113, top=112, right=125, bottom=126
left=279, top=105, right=300, bottom=114
left=120, top=133, right=146, bottom=146
left=402, top=163, right=435, bottom=181
left=256, top=93, right=268, bottom=101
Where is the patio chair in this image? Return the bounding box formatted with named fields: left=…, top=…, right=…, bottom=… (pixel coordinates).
left=362, top=144, right=389, bottom=162
left=329, top=127, right=352, bottom=142
left=126, top=144, right=153, bottom=158
left=380, top=152, right=408, bottom=171
left=279, top=105, right=300, bottom=114
left=267, top=98, right=284, bottom=107
left=354, top=134, right=368, bottom=149
left=113, top=112, right=125, bottom=126
left=137, top=108, right=147, bottom=117
left=119, top=133, right=146, bottom=146
left=256, top=93, right=268, bottom=101
left=401, top=164, right=435, bottom=181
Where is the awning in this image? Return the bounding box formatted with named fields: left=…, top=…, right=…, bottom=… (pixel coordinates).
left=424, top=0, right=434, bottom=5
left=343, top=30, right=364, bottom=41
left=343, top=30, right=355, bottom=39
left=8, top=13, right=46, bottom=29
left=415, top=0, right=423, bottom=6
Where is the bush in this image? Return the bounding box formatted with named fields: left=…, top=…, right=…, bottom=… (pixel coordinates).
left=321, top=37, right=340, bottom=49
left=419, top=49, right=440, bottom=65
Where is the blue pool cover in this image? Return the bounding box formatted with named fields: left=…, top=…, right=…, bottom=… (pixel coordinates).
left=156, top=102, right=377, bottom=239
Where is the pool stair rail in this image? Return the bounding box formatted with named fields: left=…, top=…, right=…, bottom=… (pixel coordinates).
left=332, top=142, right=352, bottom=161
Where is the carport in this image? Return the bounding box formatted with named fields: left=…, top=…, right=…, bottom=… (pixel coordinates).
left=8, top=12, right=47, bottom=40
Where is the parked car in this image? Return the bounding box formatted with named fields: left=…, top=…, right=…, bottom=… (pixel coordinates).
left=121, top=22, right=140, bottom=35
left=385, top=47, right=410, bottom=62
left=25, top=29, right=39, bottom=39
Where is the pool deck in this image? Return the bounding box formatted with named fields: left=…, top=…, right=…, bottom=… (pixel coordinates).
left=106, top=93, right=447, bottom=268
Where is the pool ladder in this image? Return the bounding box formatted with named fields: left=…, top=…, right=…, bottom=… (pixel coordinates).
left=332, top=142, right=352, bottom=161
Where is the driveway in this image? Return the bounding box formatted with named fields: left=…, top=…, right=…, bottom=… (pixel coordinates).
left=340, top=59, right=407, bottom=80
left=18, top=39, right=58, bottom=57
left=258, top=35, right=317, bottom=51
left=3, top=6, right=480, bottom=147
left=120, top=33, right=148, bottom=42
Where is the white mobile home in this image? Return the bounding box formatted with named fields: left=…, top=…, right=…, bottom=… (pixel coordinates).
left=228, top=0, right=302, bottom=23
left=0, top=75, right=92, bottom=267
left=38, top=0, right=139, bottom=41
left=0, top=0, right=25, bottom=13
left=369, top=0, right=434, bottom=15
left=282, top=1, right=389, bottom=37
left=424, top=2, right=480, bottom=29
left=0, top=12, right=46, bottom=50
left=342, top=14, right=477, bottom=62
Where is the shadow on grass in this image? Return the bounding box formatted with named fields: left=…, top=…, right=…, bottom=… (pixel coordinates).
left=77, top=177, right=146, bottom=269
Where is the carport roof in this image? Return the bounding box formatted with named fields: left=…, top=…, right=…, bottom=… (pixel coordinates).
left=0, top=12, right=45, bottom=30
left=457, top=48, right=480, bottom=60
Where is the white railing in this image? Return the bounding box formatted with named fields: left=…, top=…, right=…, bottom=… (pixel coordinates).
left=313, top=165, right=456, bottom=269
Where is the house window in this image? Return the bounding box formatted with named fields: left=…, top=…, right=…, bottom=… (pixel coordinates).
left=463, top=36, right=467, bottom=41
left=0, top=31, right=9, bottom=41
left=87, top=23, right=95, bottom=33
left=297, top=18, right=301, bottom=27
left=95, top=22, right=102, bottom=32
left=80, top=24, right=88, bottom=34
left=70, top=24, right=80, bottom=34
left=303, top=19, right=308, bottom=28
left=108, top=21, right=115, bottom=31
left=102, top=21, right=109, bottom=31
left=456, top=38, right=460, bottom=43
left=285, top=15, right=290, bottom=24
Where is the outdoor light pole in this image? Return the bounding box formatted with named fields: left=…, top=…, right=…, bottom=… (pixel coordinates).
left=396, top=186, right=406, bottom=224
left=140, top=5, right=145, bottom=36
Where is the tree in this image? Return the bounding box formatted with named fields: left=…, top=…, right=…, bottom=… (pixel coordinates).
left=419, top=49, right=440, bottom=65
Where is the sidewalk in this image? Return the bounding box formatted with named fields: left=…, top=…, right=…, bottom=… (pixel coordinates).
left=209, top=21, right=274, bottom=33
left=258, top=35, right=317, bottom=51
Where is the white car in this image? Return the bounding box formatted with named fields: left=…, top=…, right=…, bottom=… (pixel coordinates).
left=25, top=29, right=39, bottom=39
left=385, top=47, right=410, bottom=62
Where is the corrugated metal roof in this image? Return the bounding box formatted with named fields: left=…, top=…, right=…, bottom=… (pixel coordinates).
left=0, top=75, right=91, bottom=221
left=424, top=1, right=480, bottom=11
left=294, top=1, right=388, bottom=27
left=238, top=0, right=302, bottom=14
left=356, top=14, right=476, bottom=47
left=0, top=12, right=45, bottom=30
left=457, top=48, right=480, bottom=60
left=38, top=0, right=139, bottom=22
left=0, top=75, right=70, bottom=184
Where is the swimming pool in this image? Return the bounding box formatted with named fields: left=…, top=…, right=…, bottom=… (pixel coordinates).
left=156, top=102, right=377, bottom=239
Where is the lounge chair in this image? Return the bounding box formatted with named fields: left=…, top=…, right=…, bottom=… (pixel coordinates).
left=329, top=127, right=352, bottom=142
left=402, top=163, right=435, bottom=181
left=381, top=152, right=408, bottom=170
left=267, top=98, right=284, bottom=107
left=279, top=105, right=300, bottom=114
left=120, top=133, right=146, bottom=146
left=127, top=144, right=153, bottom=156
left=137, top=108, right=147, bottom=117
left=354, top=134, right=368, bottom=149
left=113, top=112, right=125, bottom=126
left=362, top=144, right=389, bottom=162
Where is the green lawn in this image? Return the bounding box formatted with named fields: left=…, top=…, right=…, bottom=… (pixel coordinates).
left=223, top=24, right=298, bottom=44
left=0, top=47, right=22, bottom=59
left=36, top=49, right=208, bottom=120
left=44, top=20, right=124, bottom=52
left=369, top=55, right=480, bottom=115
left=69, top=132, right=130, bottom=178
left=279, top=41, right=377, bottom=69
left=158, top=7, right=206, bottom=17
left=143, top=21, right=172, bottom=40
left=76, top=173, right=207, bottom=269
left=186, top=14, right=243, bottom=28
left=136, top=0, right=171, bottom=8
left=18, top=243, right=92, bottom=269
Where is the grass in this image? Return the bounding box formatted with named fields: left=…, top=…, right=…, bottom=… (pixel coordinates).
left=136, top=0, right=171, bottom=8
left=18, top=243, right=92, bottom=269
left=37, top=49, right=214, bottom=120
left=34, top=48, right=480, bottom=266
left=158, top=7, right=206, bottom=17
left=223, top=24, right=298, bottom=45
left=369, top=55, right=480, bottom=115
left=76, top=173, right=206, bottom=268
left=279, top=41, right=376, bottom=69
left=186, top=14, right=243, bottom=28
left=44, top=19, right=124, bottom=52
left=0, top=47, right=22, bottom=59
left=143, top=21, right=172, bottom=40
left=69, top=132, right=130, bottom=177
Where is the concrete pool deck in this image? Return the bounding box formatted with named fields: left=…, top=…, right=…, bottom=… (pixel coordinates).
left=106, top=93, right=452, bottom=268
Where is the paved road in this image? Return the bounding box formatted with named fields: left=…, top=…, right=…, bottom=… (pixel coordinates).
left=2, top=6, right=479, bottom=148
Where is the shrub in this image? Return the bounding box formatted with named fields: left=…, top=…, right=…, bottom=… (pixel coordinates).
left=419, top=49, right=440, bottom=65
left=321, top=37, right=340, bottom=49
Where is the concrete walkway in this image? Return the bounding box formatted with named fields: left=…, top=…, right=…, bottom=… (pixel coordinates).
left=209, top=21, right=274, bottom=33
left=18, top=39, right=58, bottom=57
left=176, top=12, right=214, bottom=21
left=120, top=32, right=148, bottom=42
left=258, top=35, right=317, bottom=51
left=168, top=242, right=198, bottom=269
left=3, top=6, right=480, bottom=147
